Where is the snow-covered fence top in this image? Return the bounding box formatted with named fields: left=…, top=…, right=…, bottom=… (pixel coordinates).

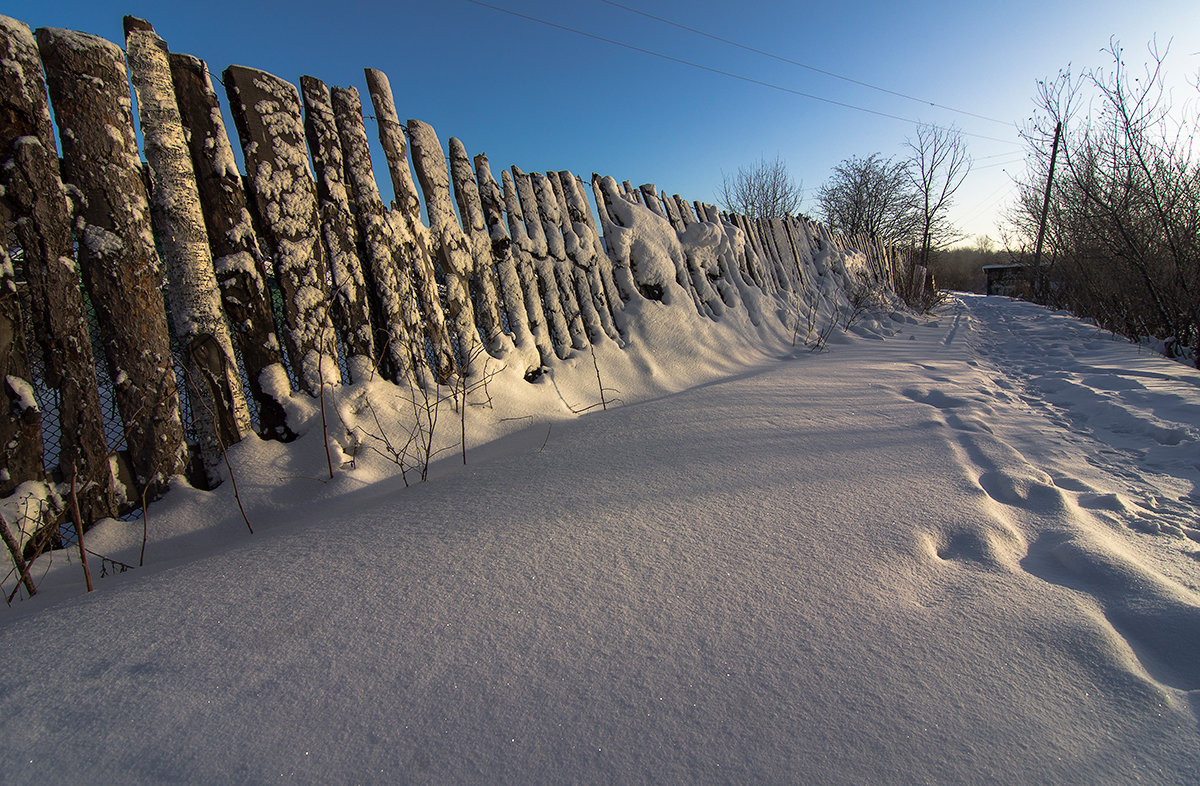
left=0, top=13, right=903, bottom=561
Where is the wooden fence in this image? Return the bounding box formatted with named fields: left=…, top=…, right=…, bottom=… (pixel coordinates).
left=0, top=14, right=902, bottom=563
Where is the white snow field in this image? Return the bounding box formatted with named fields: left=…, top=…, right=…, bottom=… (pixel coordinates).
left=2, top=292, right=1199, bottom=784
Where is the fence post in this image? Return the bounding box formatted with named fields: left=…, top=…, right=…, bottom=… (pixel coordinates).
left=473, top=155, right=547, bottom=372
left=329, top=85, right=423, bottom=385
left=0, top=16, right=118, bottom=524
left=447, top=137, right=506, bottom=353
left=125, top=18, right=252, bottom=487
left=37, top=26, right=188, bottom=502
left=362, top=69, right=456, bottom=383
left=512, top=168, right=572, bottom=358
left=406, top=119, right=486, bottom=374
left=299, top=76, right=376, bottom=383
left=223, top=64, right=341, bottom=396
left=557, top=171, right=621, bottom=341
left=531, top=171, right=589, bottom=349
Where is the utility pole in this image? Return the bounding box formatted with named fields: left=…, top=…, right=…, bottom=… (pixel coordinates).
left=1033, top=121, right=1062, bottom=270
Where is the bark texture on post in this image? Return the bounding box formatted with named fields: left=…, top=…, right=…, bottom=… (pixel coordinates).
left=330, top=85, right=421, bottom=385
left=125, top=18, right=252, bottom=486
left=363, top=68, right=455, bottom=383
left=406, top=119, right=485, bottom=374
left=37, top=26, right=187, bottom=501
left=0, top=16, right=117, bottom=521
left=223, top=64, right=340, bottom=396
left=448, top=137, right=505, bottom=352
left=169, top=52, right=293, bottom=440
left=299, top=75, right=375, bottom=383
left=474, top=155, right=545, bottom=372
left=512, top=168, right=572, bottom=358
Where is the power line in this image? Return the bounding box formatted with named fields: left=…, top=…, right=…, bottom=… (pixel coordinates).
left=600, top=0, right=1013, bottom=127
left=464, top=0, right=1021, bottom=146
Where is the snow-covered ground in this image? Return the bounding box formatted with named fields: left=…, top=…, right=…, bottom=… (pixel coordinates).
left=2, top=292, right=1198, bottom=783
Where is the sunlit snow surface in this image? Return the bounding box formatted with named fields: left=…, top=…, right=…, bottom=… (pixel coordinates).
left=3, top=293, right=1199, bottom=783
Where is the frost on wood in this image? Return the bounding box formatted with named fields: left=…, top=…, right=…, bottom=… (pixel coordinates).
left=0, top=15, right=117, bottom=522
left=596, top=176, right=690, bottom=307
left=407, top=119, right=486, bottom=374
left=511, top=167, right=572, bottom=359
left=363, top=69, right=455, bottom=383
left=447, top=137, right=506, bottom=354
left=36, top=25, right=187, bottom=501
left=223, top=64, right=340, bottom=396
left=474, top=154, right=544, bottom=373
left=300, top=75, right=375, bottom=383
left=125, top=17, right=252, bottom=486
left=168, top=51, right=293, bottom=440
left=330, top=85, right=421, bottom=385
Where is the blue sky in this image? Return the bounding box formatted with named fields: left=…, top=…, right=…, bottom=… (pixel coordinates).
left=8, top=0, right=1198, bottom=245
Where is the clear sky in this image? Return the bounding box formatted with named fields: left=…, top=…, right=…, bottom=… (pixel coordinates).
left=6, top=0, right=1198, bottom=246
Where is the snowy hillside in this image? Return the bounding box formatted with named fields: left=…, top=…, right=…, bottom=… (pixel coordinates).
left=1, top=292, right=1198, bottom=783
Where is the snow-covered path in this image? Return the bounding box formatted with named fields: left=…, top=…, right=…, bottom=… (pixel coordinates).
left=2, top=295, right=1198, bottom=783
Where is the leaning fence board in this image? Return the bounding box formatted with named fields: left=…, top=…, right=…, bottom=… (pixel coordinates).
left=168, top=53, right=293, bottom=440
left=37, top=26, right=188, bottom=500
left=0, top=250, right=42, bottom=496
left=329, top=85, right=423, bottom=385
left=474, top=154, right=547, bottom=371
left=406, top=119, right=486, bottom=374
left=300, top=75, right=375, bottom=383
left=363, top=69, right=456, bottom=383
left=502, top=168, right=559, bottom=365
left=531, top=171, right=589, bottom=349
left=448, top=137, right=506, bottom=353
left=125, top=18, right=252, bottom=487
left=0, top=16, right=117, bottom=523
left=556, top=170, right=621, bottom=341
left=512, top=168, right=572, bottom=358
left=223, top=64, right=340, bottom=396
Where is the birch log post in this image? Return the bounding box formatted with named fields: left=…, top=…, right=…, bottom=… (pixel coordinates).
left=223, top=64, right=340, bottom=396
left=474, top=155, right=547, bottom=372
left=447, top=138, right=505, bottom=352
left=125, top=18, right=252, bottom=487
left=168, top=53, right=293, bottom=440
left=330, top=85, right=422, bottom=385
left=0, top=16, right=117, bottom=522
left=37, top=27, right=188, bottom=501
left=511, top=168, right=572, bottom=358
left=299, top=76, right=376, bottom=383
left=362, top=69, right=456, bottom=383
left=406, top=119, right=486, bottom=374
left=531, top=171, right=588, bottom=349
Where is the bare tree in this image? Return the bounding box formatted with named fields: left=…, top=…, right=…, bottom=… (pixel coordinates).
left=717, top=155, right=804, bottom=220
left=816, top=152, right=918, bottom=245
left=907, top=124, right=971, bottom=268
left=1009, top=39, right=1200, bottom=363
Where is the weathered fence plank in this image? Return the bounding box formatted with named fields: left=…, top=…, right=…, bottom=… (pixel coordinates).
left=37, top=26, right=188, bottom=501
left=362, top=68, right=456, bottom=383
left=406, top=119, right=486, bottom=373
left=512, top=167, right=572, bottom=358
left=223, top=64, right=340, bottom=396
left=474, top=154, right=547, bottom=372
left=169, top=52, right=293, bottom=440
left=125, top=18, right=252, bottom=486
left=556, top=170, right=621, bottom=341
left=531, top=171, right=589, bottom=349
left=300, top=75, right=376, bottom=383
left=501, top=168, right=558, bottom=367
left=0, top=16, right=117, bottom=522
left=329, top=85, right=422, bottom=385
left=447, top=137, right=506, bottom=353
left=591, top=174, right=640, bottom=303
